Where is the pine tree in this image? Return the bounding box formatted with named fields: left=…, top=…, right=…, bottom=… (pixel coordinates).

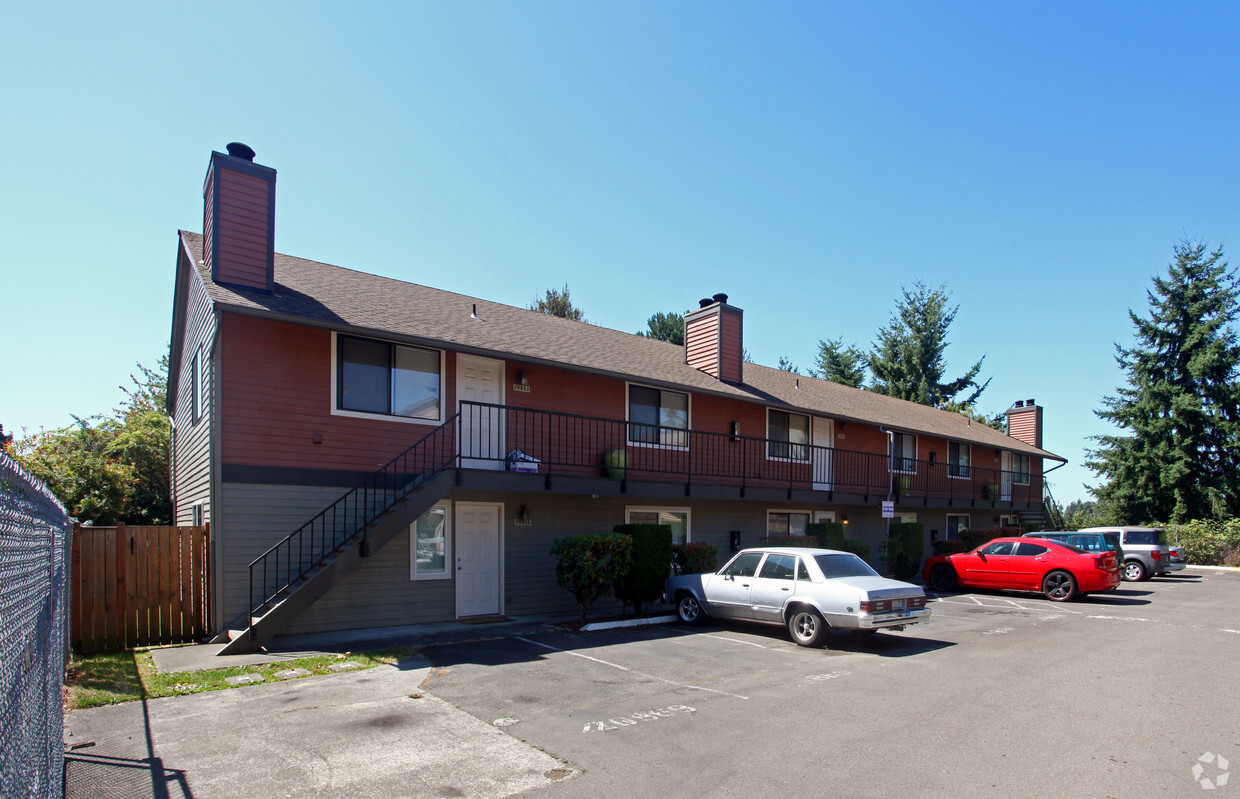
left=868, top=281, right=989, bottom=408
left=530, top=284, right=586, bottom=321
left=637, top=311, right=684, bottom=344
left=813, top=337, right=867, bottom=388
left=1088, top=241, right=1240, bottom=523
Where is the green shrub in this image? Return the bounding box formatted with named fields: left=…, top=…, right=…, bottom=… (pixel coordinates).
left=673, top=542, right=718, bottom=575
left=885, top=522, right=924, bottom=580
left=931, top=526, right=1021, bottom=557
left=806, top=521, right=871, bottom=560
left=1164, top=520, right=1240, bottom=565
left=612, top=523, right=673, bottom=613
left=551, top=533, right=633, bottom=621
left=931, top=539, right=972, bottom=556
left=759, top=535, right=815, bottom=548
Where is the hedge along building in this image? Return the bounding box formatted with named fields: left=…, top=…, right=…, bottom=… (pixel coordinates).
left=166, top=144, right=1065, bottom=652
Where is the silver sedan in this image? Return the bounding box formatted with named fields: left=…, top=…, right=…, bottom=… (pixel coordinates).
left=665, top=546, right=930, bottom=647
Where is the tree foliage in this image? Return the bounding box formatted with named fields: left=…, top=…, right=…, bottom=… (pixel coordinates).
left=11, top=357, right=171, bottom=524
left=868, top=281, right=990, bottom=409
left=1087, top=241, right=1240, bottom=523
left=530, top=284, right=586, bottom=321
left=776, top=356, right=801, bottom=374
left=812, top=337, right=867, bottom=388
left=550, top=533, right=633, bottom=621
left=638, top=311, right=684, bottom=345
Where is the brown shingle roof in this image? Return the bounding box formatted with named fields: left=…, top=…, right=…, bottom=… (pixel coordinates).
left=180, top=231, right=1062, bottom=461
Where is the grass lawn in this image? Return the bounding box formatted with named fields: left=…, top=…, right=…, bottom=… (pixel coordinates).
left=65, top=645, right=419, bottom=710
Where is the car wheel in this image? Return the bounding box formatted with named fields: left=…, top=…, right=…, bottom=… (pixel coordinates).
left=787, top=608, right=828, bottom=647
left=928, top=564, right=958, bottom=592
left=1042, top=570, right=1078, bottom=602
left=1123, top=560, right=1147, bottom=582
left=676, top=593, right=705, bottom=625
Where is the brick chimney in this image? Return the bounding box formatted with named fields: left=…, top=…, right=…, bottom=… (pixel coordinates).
left=1005, top=399, right=1042, bottom=448
left=202, top=142, right=275, bottom=291
left=684, top=292, right=743, bottom=383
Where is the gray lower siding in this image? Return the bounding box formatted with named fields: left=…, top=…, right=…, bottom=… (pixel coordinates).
left=219, top=480, right=947, bottom=637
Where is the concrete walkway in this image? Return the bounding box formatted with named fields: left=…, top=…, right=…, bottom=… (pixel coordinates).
left=65, top=655, right=575, bottom=799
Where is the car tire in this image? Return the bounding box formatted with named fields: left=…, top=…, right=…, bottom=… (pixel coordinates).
left=1123, top=560, right=1147, bottom=582
left=787, top=608, right=828, bottom=647
left=676, top=593, right=706, bottom=625
left=928, top=564, right=958, bottom=592
left=1042, top=570, right=1078, bottom=602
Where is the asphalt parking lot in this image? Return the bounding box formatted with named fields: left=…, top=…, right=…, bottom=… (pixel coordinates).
left=420, top=569, right=1240, bottom=799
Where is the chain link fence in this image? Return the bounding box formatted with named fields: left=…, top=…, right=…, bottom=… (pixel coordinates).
left=1, top=450, right=72, bottom=799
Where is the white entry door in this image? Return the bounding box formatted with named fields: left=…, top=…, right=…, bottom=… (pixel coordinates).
left=455, top=502, right=502, bottom=618
left=1000, top=451, right=1013, bottom=502
left=812, top=417, right=834, bottom=491
left=457, top=355, right=505, bottom=470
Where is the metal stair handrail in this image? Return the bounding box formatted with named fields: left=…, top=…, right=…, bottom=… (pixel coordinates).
left=248, top=413, right=460, bottom=619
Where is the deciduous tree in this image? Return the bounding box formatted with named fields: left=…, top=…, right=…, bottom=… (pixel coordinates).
left=530, top=284, right=586, bottom=321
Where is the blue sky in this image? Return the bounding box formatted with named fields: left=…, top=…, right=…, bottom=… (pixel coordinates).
left=3, top=2, right=1237, bottom=506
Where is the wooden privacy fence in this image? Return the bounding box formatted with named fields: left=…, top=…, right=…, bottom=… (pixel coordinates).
left=72, top=523, right=212, bottom=654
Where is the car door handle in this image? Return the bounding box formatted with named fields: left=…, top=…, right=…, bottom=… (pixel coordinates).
left=781, top=587, right=790, bottom=591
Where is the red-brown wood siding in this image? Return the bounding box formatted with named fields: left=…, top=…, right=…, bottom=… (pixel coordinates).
left=503, top=362, right=626, bottom=418
left=1007, top=407, right=1042, bottom=448
left=219, top=314, right=455, bottom=471
left=718, top=309, right=743, bottom=383
left=212, top=168, right=271, bottom=290
left=684, top=312, right=720, bottom=376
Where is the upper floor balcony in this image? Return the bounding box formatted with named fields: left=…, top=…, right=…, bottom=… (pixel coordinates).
left=455, top=401, right=1044, bottom=510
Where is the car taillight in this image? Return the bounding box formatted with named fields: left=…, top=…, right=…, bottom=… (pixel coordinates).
left=907, top=596, right=926, bottom=609
left=861, top=599, right=890, bottom=613
left=1096, top=556, right=1110, bottom=571
left=1151, top=550, right=1162, bottom=560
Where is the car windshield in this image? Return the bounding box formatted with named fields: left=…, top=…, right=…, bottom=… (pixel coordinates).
left=1125, top=529, right=1164, bottom=545
left=814, top=553, right=880, bottom=579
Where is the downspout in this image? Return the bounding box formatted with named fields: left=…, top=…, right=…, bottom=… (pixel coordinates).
left=880, top=427, right=894, bottom=574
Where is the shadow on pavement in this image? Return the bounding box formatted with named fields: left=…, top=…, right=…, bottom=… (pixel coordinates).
left=65, top=749, right=192, bottom=799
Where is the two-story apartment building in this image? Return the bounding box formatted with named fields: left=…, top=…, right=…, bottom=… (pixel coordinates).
left=168, top=144, right=1063, bottom=652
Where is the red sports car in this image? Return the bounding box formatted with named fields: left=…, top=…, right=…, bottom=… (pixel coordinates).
left=923, top=536, right=1121, bottom=601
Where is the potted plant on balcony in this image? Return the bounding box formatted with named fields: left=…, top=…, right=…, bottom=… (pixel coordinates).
left=983, top=482, right=1000, bottom=501
left=604, top=449, right=627, bottom=479
left=894, top=474, right=912, bottom=497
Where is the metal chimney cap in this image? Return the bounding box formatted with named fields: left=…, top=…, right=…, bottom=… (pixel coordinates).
left=226, top=142, right=256, bottom=161
left=1014, top=400, right=1025, bottom=407
left=1026, top=398, right=1036, bottom=406
left=699, top=298, right=713, bottom=308
left=712, top=292, right=729, bottom=304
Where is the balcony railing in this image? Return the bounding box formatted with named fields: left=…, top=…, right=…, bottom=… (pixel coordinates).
left=458, top=401, right=1042, bottom=505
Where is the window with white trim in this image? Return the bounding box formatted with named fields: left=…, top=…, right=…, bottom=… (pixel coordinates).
left=626, top=507, right=691, bottom=545
left=767, top=511, right=811, bottom=536
left=410, top=502, right=451, bottom=580
left=191, top=346, right=204, bottom=423
left=767, top=410, right=810, bottom=461
left=946, top=513, right=970, bottom=539
left=627, top=385, right=689, bottom=447
left=336, top=334, right=442, bottom=421
left=891, top=432, right=917, bottom=473
left=948, top=442, right=971, bottom=479
left=1012, top=453, right=1031, bottom=485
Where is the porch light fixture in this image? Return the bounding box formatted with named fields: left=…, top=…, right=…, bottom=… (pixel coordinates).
left=841, top=514, right=848, bottom=525
left=731, top=421, right=741, bottom=440
left=517, top=504, right=531, bottom=524
left=517, top=369, right=528, bottom=386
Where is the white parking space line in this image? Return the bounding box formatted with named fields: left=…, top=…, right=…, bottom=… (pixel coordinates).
left=701, top=634, right=790, bottom=651
left=514, top=636, right=750, bottom=701
left=1088, top=615, right=1151, bottom=622
left=928, top=594, right=1084, bottom=614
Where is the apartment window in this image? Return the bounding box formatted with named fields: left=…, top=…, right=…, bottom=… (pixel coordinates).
left=628, top=385, right=689, bottom=447
left=191, top=346, right=203, bottom=423
left=1012, top=453, right=1031, bottom=485
left=767, top=511, right=811, bottom=536
left=948, top=442, right=971, bottom=478
left=337, top=334, right=441, bottom=421
left=627, top=507, right=690, bottom=545
left=191, top=503, right=204, bottom=526
left=767, top=410, right=810, bottom=461
left=891, top=432, right=917, bottom=473
left=946, top=514, right=970, bottom=539
left=410, top=502, right=451, bottom=580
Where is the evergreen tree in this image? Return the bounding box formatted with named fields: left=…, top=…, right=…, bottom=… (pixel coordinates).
left=776, top=356, right=801, bottom=374
left=1087, top=240, right=1240, bottom=523
left=812, top=337, right=867, bottom=388
left=530, top=284, right=586, bottom=321
left=637, top=311, right=684, bottom=344
left=868, top=281, right=989, bottom=408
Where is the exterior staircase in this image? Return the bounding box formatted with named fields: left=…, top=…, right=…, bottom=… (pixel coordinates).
left=218, top=416, right=459, bottom=654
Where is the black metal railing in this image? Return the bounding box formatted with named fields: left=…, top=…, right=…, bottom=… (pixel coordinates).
left=457, top=400, right=1043, bottom=504
left=248, top=413, right=459, bottom=622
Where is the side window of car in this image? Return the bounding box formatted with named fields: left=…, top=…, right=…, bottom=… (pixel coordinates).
left=721, top=552, right=763, bottom=578
left=759, top=554, right=795, bottom=580
left=1014, top=542, right=1049, bottom=556
left=981, top=542, right=1015, bottom=556
left=797, top=559, right=811, bottom=581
